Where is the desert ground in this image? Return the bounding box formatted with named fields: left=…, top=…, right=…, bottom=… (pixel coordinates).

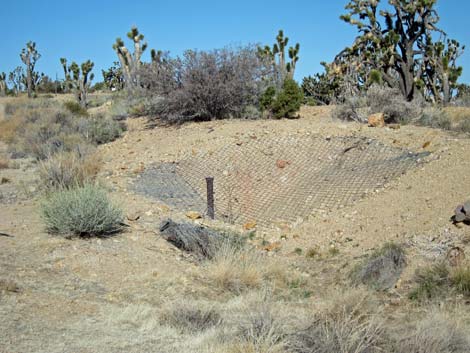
left=1, top=98, right=470, bottom=353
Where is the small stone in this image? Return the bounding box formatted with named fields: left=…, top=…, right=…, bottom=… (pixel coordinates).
left=186, top=211, right=202, bottom=220
left=368, top=113, right=385, bottom=128
left=276, top=160, right=290, bottom=169
left=243, top=221, right=257, bottom=231
left=127, top=212, right=141, bottom=222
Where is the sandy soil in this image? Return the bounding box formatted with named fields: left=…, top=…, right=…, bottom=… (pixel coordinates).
left=1, top=106, right=470, bottom=352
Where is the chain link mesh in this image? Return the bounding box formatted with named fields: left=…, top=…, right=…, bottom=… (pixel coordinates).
left=134, top=136, right=428, bottom=227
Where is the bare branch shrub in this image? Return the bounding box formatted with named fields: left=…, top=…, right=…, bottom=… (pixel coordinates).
left=133, top=46, right=271, bottom=123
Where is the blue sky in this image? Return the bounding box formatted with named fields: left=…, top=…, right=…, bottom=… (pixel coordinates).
left=1, top=0, right=469, bottom=83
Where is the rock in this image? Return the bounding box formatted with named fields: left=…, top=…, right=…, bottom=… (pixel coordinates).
left=243, top=220, right=257, bottom=231
left=276, top=160, right=290, bottom=169
left=186, top=211, right=202, bottom=220
left=368, top=113, right=385, bottom=127
left=126, top=212, right=141, bottom=222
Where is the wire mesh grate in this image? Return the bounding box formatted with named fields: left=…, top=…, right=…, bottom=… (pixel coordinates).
left=133, top=135, right=428, bottom=227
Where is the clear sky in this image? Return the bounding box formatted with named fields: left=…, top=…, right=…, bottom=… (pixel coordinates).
left=1, top=0, right=469, bottom=84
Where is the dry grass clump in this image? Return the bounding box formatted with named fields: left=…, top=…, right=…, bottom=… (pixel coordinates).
left=450, top=265, right=470, bottom=296
left=39, top=150, right=101, bottom=190
left=0, top=158, right=9, bottom=169
left=290, top=289, right=386, bottom=353
left=396, top=311, right=470, bottom=353
left=204, top=241, right=292, bottom=295
left=1, top=97, right=124, bottom=160
left=409, top=261, right=470, bottom=301
left=159, top=299, right=222, bottom=333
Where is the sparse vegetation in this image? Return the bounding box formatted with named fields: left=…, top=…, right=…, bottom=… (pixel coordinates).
left=41, top=184, right=123, bottom=237
left=38, top=151, right=101, bottom=190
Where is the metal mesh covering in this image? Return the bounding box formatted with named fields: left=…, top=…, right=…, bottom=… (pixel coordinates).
left=134, top=136, right=428, bottom=227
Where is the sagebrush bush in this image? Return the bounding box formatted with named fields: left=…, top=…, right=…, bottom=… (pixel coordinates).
left=41, top=184, right=123, bottom=237
left=334, top=84, right=423, bottom=124
left=396, top=311, right=470, bottom=353
left=79, top=115, right=125, bottom=144
left=352, top=242, right=406, bottom=290
left=417, top=108, right=452, bottom=130
left=63, top=101, right=88, bottom=116
left=39, top=151, right=101, bottom=190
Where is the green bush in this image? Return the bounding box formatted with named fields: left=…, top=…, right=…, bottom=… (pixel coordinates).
left=259, top=86, right=276, bottom=111
left=451, top=266, right=470, bottom=296
left=80, top=115, right=125, bottom=145
left=409, top=262, right=450, bottom=301
left=41, top=184, right=123, bottom=237
left=63, top=101, right=88, bottom=116
left=271, top=79, right=303, bottom=119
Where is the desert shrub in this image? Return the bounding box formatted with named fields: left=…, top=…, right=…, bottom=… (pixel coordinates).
left=63, top=101, right=88, bottom=116
left=352, top=242, right=406, bottom=290
left=270, top=79, right=304, bottom=119
left=366, top=84, right=422, bottom=124
left=0, top=158, right=9, bottom=169
left=396, top=311, right=470, bottom=353
left=38, top=151, right=101, bottom=190
left=333, top=84, right=423, bottom=124
left=259, top=86, right=276, bottom=111
left=418, top=107, right=452, bottom=130
left=139, top=46, right=271, bottom=123
left=332, top=95, right=369, bottom=122
left=409, top=262, right=450, bottom=301
left=159, top=300, right=221, bottom=333
left=41, top=184, right=123, bottom=237
left=450, top=266, right=470, bottom=296
left=79, top=115, right=125, bottom=144
left=205, top=241, right=290, bottom=295
left=291, top=289, right=386, bottom=353
left=455, top=118, right=470, bottom=134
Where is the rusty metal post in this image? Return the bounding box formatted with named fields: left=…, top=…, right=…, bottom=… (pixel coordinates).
left=206, top=177, right=215, bottom=219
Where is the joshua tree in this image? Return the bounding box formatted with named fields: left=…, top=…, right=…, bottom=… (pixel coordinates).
left=8, top=67, right=24, bottom=96
left=102, top=61, right=124, bottom=91
left=112, top=26, right=148, bottom=89
left=329, top=0, right=463, bottom=103
left=258, top=30, right=300, bottom=83
left=20, top=41, right=41, bottom=98
left=61, top=58, right=94, bottom=107
left=0, top=72, right=6, bottom=96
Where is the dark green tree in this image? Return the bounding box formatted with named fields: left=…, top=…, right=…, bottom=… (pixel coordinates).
left=271, top=78, right=304, bottom=119
left=20, top=41, right=41, bottom=98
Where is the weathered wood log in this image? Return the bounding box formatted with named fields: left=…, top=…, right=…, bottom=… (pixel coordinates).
left=159, top=219, right=225, bottom=259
